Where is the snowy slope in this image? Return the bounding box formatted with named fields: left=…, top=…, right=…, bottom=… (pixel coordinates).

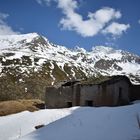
left=0, top=108, right=72, bottom=140
left=0, top=104, right=140, bottom=140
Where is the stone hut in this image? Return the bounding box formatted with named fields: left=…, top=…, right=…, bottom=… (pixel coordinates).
left=45, top=76, right=132, bottom=108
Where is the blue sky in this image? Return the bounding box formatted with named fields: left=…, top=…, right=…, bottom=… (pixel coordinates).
left=0, top=0, right=140, bottom=55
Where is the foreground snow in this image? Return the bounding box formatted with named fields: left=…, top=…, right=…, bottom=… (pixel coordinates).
left=0, top=108, right=72, bottom=140
left=0, top=104, right=140, bottom=140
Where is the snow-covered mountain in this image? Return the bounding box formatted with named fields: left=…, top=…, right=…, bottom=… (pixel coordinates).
left=0, top=33, right=140, bottom=100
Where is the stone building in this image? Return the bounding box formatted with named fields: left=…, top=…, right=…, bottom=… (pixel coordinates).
left=45, top=76, right=133, bottom=108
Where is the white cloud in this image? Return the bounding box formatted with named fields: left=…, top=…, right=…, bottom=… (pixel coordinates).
left=102, top=22, right=130, bottom=36
left=37, top=0, right=130, bottom=37
left=57, top=0, right=123, bottom=37
left=36, top=0, right=51, bottom=6
left=138, top=19, right=140, bottom=24
left=36, top=0, right=43, bottom=5
left=0, top=12, right=19, bottom=35
left=0, top=13, right=9, bottom=21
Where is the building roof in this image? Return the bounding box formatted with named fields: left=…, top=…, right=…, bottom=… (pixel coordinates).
left=81, top=75, right=131, bottom=85
left=61, top=80, right=80, bottom=86
left=98, top=75, right=131, bottom=85
left=46, top=75, right=132, bottom=88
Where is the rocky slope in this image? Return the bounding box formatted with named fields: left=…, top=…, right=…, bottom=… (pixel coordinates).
left=0, top=33, right=140, bottom=100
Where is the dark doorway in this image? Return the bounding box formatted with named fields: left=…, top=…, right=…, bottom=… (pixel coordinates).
left=118, top=87, right=124, bottom=105
left=85, top=100, right=93, bottom=106
left=119, top=87, right=122, bottom=99
left=67, top=102, right=72, bottom=107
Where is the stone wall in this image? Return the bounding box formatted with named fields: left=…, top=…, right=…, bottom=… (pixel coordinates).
left=45, top=77, right=131, bottom=108
left=130, top=85, right=140, bottom=101
left=79, top=79, right=130, bottom=107
left=45, top=86, right=74, bottom=108
left=80, top=84, right=99, bottom=106
left=98, top=80, right=130, bottom=106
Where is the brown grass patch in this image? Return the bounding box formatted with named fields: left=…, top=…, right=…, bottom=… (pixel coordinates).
left=0, top=99, right=45, bottom=116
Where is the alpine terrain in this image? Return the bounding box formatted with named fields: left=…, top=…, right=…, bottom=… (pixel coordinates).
left=0, top=33, right=140, bottom=100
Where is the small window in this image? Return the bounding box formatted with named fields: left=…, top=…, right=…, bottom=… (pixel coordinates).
left=85, top=100, right=93, bottom=106
left=67, top=102, right=72, bottom=107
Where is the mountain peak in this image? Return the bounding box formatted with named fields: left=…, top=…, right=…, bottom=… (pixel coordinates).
left=0, top=32, right=39, bottom=39
left=92, top=46, right=116, bottom=53
left=74, top=46, right=87, bottom=53
left=0, top=32, right=42, bottom=50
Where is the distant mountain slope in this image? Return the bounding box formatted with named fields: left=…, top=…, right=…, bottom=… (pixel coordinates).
left=0, top=33, right=140, bottom=100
